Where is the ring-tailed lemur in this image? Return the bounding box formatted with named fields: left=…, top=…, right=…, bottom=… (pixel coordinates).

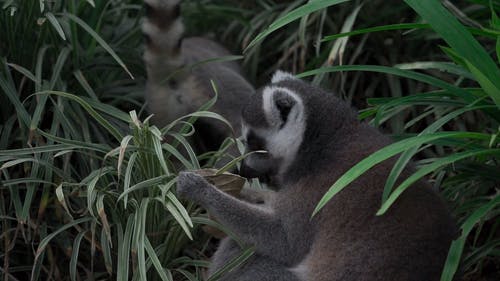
left=177, top=71, right=458, bottom=281
left=142, top=0, right=254, bottom=154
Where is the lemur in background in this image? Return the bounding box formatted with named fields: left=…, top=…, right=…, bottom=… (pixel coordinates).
left=142, top=0, right=254, bottom=154
left=177, top=73, right=458, bottom=281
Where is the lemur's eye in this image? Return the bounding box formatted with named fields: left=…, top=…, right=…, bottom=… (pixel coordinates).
left=246, top=131, right=266, bottom=151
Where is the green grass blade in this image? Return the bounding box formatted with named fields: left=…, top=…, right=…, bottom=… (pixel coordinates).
left=378, top=149, right=500, bottom=215
left=191, top=216, right=243, bottom=247
left=34, top=91, right=123, bottom=141
left=30, top=93, right=49, bottom=131
left=465, top=60, right=500, bottom=106
left=35, top=45, right=50, bottom=92
left=117, top=175, right=171, bottom=202
left=404, top=0, right=500, bottom=108
left=144, top=237, right=173, bottom=281
left=162, top=142, right=194, bottom=170
left=0, top=64, right=31, bottom=127
left=45, top=12, right=66, bottom=40
left=164, top=200, right=193, bottom=240
left=2, top=178, right=56, bottom=187
left=37, top=129, right=111, bottom=153
left=6, top=63, right=38, bottom=82
left=175, top=269, right=198, bottom=281
left=168, top=133, right=200, bottom=169
left=55, top=184, right=73, bottom=219
left=440, top=194, right=500, bottom=281
left=322, top=23, right=429, bottom=41
left=206, top=247, right=255, bottom=281
left=117, top=135, right=133, bottom=177
left=65, top=13, right=134, bottom=79
left=100, top=225, right=113, bottom=274
left=123, top=152, right=138, bottom=208
left=382, top=104, right=495, bottom=203
left=1, top=158, right=37, bottom=170
left=30, top=47, right=69, bottom=130
left=161, top=111, right=232, bottom=135
left=33, top=217, right=93, bottom=260
left=394, top=61, right=474, bottom=79
left=244, top=0, right=350, bottom=52
left=312, top=131, right=489, bottom=217
left=81, top=96, right=131, bottom=122
left=297, top=65, right=476, bottom=103
left=326, top=4, right=363, bottom=66
left=381, top=148, right=416, bottom=203
left=49, top=46, right=70, bottom=89
left=70, top=231, right=86, bottom=281
left=117, top=215, right=134, bottom=281
left=136, top=199, right=149, bottom=281
left=151, top=126, right=170, bottom=176
left=73, top=70, right=98, bottom=99
left=166, top=191, right=193, bottom=227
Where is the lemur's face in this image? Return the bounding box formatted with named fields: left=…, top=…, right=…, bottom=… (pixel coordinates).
left=239, top=71, right=306, bottom=185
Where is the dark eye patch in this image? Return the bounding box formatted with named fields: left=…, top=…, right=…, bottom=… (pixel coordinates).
left=246, top=131, right=266, bottom=151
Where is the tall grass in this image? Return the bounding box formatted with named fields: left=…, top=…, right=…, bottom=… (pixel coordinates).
left=1, top=0, right=499, bottom=280
left=0, top=1, right=231, bottom=280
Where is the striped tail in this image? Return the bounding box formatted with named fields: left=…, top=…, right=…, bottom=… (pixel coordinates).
left=142, top=0, right=185, bottom=85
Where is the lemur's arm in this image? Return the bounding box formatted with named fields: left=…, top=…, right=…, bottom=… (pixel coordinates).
left=239, top=185, right=272, bottom=204
left=177, top=172, right=289, bottom=258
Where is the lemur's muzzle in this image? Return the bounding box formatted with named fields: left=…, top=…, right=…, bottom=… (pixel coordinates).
left=238, top=152, right=277, bottom=184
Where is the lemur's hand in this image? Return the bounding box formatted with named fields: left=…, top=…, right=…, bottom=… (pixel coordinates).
left=176, top=171, right=210, bottom=201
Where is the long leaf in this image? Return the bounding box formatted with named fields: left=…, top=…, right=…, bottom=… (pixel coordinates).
left=381, top=105, right=495, bottom=203
left=244, top=0, right=350, bottom=52
left=206, top=247, right=255, bottom=281
left=34, top=91, right=123, bottom=141
left=65, top=13, right=134, bottom=79
left=404, top=0, right=500, bottom=108
left=322, top=23, right=430, bottom=41
left=378, top=149, right=500, bottom=215
left=70, top=231, right=86, bottom=281
left=440, top=195, right=500, bottom=281
left=312, top=131, right=489, bottom=216
left=33, top=217, right=93, bottom=260
left=298, top=65, right=476, bottom=103
left=144, top=237, right=173, bottom=281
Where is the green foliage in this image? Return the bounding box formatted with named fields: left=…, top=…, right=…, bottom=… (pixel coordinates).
left=1, top=0, right=500, bottom=280
left=0, top=1, right=236, bottom=280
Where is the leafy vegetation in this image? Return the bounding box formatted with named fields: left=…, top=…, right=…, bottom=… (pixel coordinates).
left=1, top=0, right=499, bottom=280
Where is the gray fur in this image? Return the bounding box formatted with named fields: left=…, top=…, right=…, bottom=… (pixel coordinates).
left=177, top=72, right=458, bottom=281
left=142, top=0, right=254, bottom=154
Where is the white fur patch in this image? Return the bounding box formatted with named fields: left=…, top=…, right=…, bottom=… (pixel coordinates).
left=289, top=262, right=308, bottom=281
left=241, top=123, right=250, bottom=139
left=271, top=70, right=296, bottom=83
left=260, top=86, right=306, bottom=174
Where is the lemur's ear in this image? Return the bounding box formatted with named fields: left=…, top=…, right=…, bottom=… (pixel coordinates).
left=263, top=87, right=303, bottom=128
left=271, top=70, right=297, bottom=83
